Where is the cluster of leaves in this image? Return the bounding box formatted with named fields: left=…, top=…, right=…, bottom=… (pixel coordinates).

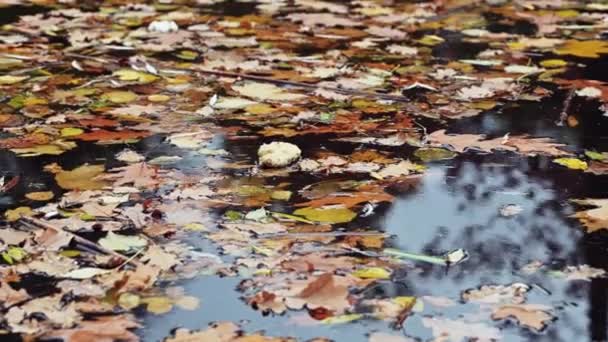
left=0, top=0, right=608, bottom=341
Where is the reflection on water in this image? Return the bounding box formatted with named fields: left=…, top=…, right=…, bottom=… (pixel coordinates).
left=384, top=153, right=604, bottom=341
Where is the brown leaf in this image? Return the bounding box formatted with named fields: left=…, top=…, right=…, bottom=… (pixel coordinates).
left=492, top=304, right=554, bottom=331
left=0, top=281, right=29, bottom=308
left=571, top=199, right=608, bottom=233
left=44, top=314, right=140, bottom=342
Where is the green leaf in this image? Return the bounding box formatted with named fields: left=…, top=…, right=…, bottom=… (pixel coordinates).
left=99, top=232, right=147, bottom=252
left=2, top=247, right=27, bottom=265
left=585, top=150, right=607, bottom=161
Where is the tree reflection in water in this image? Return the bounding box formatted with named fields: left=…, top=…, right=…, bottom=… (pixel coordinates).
left=385, top=152, right=608, bottom=341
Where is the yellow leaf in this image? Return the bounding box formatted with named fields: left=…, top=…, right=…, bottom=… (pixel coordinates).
left=101, top=91, right=138, bottom=104
left=393, top=296, right=416, bottom=308
left=0, top=75, right=28, bottom=85
left=141, top=296, right=173, bottom=314
left=60, top=127, right=84, bottom=137
left=540, top=59, right=567, bottom=68
left=12, top=142, right=77, bottom=157
left=417, top=35, right=445, bottom=46
left=54, top=164, right=107, bottom=190
left=183, top=222, right=206, bottom=231
left=321, top=314, right=364, bottom=325
left=270, top=190, right=292, bottom=201
left=5, top=206, right=33, bottom=222
left=25, top=191, right=54, bottom=201
left=176, top=50, right=199, bottom=60
left=148, top=94, right=171, bottom=102
left=292, top=206, right=357, bottom=224
left=174, top=296, right=200, bottom=310
left=553, top=157, right=588, bottom=170
left=352, top=267, right=391, bottom=280
left=118, top=293, right=141, bottom=310
left=113, top=69, right=158, bottom=84
left=554, top=40, right=608, bottom=58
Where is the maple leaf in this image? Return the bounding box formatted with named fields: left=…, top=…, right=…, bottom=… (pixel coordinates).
left=429, top=130, right=571, bottom=156
left=108, top=162, right=160, bottom=188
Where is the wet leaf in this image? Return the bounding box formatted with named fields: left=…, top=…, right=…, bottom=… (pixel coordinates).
left=5, top=207, right=34, bottom=222
left=98, top=232, right=147, bottom=252
left=64, top=267, right=110, bottom=279
left=0, top=75, right=28, bottom=85
left=414, top=147, right=457, bottom=162
left=292, top=206, right=357, bottom=224
left=101, top=91, right=138, bottom=104
left=2, top=246, right=27, bottom=264
left=141, top=296, right=173, bottom=315
left=321, top=314, right=364, bottom=325
left=554, top=40, right=608, bottom=58
left=352, top=267, right=391, bottom=280
left=492, top=304, right=554, bottom=331
left=118, top=293, right=141, bottom=310
left=553, top=157, right=588, bottom=170
left=54, top=164, right=107, bottom=190
left=113, top=69, right=158, bottom=84
left=25, top=191, right=54, bottom=201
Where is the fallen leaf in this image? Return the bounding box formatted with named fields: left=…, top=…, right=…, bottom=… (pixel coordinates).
left=293, top=206, right=357, bottom=224
left=99, top=232, right=147, bottom=252
left=492, top=304, right=554, bottom=331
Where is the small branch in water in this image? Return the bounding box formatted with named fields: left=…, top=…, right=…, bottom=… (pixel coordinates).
left=18, top=216, right=142, bottom=267
left=557, top=89, right=575, bottom=126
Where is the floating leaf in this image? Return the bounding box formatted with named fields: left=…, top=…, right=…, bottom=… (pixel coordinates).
left=64, top=267, right=110, bottom=279
left=553, top=158, right=588, bottom=170
left=113, top=69, right=158, bottom=84
left=118, top=293, right=141, bottom=310
left=25, top=191, right=54, bottom=201
left=60, top=127, right=84, bottom=137
left=0, top=75, right=28, bottom=85
left=292, top=206, right=357, bottom=224
left=99, top=232, right=148, bottom=252
left=321, top=314, right=364, bottom=325
left=539, top=59, right=567, bottom=68
left=2, top=246, right=27, bottom=264
left=141, top=296, right=173, bottom=314
left=271, top=190, right=292, bottom=201
left=585, top=150, right=607, bottom=161
left=148, top=94, right=171, bottom=102
left=352, top=267, right=391, bottom=279
left=414, top=148, right=457, bottom=162
left=54, top=164, right=107, bottom=190
left=176, top=50, right=199, bottom=60
left=5, top=206, right=34, bottom=222
left=101, top=91, right=138, bottom=104
left=554, top=40, right=608, bottom=58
